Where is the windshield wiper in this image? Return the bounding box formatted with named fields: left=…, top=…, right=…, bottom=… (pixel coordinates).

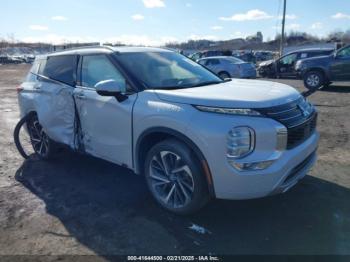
left=190, top=80, right=224, bottom=88
left=152, top=80, right=227, bottom=90
left=153, top=85, right=192, bottom=90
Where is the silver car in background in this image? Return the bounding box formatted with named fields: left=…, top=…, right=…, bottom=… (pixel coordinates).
left=198, top=56, right=257, bottom=79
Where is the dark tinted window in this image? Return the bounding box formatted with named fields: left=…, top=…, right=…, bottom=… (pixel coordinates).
left=42, top=55, right=77, bottom=86
left=308, top=51, right=331, bottom=58
left=337, top=46, right=350, bottom=58
left=206, top=59, right=220, bottom=66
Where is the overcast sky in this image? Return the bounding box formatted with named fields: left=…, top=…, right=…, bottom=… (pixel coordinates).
left=1, top=0, right=350, bottom=45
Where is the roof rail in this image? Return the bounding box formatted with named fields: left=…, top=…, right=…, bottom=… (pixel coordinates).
left=48, top=45, right=115, bottom=55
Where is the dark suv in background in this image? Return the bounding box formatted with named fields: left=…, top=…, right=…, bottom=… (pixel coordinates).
left=258, top=49, right=334, bottom=79
left=295, top=45, right=350, bottom=89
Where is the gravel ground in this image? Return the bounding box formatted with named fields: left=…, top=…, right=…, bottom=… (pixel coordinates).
left=0, top=64, right=349, bottom=257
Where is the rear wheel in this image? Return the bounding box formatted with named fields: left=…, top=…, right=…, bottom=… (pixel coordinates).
left=304, top=71, right=324, bottom=90
left=144, top=139, right=209, bottom=215
left=218, top=72, right=231, bottom=80
left=27, top=114, right=56, bottom=160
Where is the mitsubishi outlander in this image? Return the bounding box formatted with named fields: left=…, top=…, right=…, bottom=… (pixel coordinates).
left=17, top=46, right=319, bottom=214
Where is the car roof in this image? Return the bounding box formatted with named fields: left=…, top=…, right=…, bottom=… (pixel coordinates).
left=286, top=48, right=334, bottom=55
left=198, top=56, right=236, bottom=60
left=37, top=46, right=172, bottom=59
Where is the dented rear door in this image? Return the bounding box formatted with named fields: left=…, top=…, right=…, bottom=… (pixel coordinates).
left=34, top=55, right=78, bottom=149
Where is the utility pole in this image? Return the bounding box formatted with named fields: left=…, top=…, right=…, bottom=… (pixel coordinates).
left=279, top=0, right=287, bottom=57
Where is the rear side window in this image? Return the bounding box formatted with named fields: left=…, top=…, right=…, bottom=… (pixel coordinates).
left=30, top=60, right=41, bottom=74
left=42, top=55, right=78, bottom=86
left=25, top=60, right=40, bottom=82
left=300, top=53, right=308, bottom=59
left=198, top=60, right=206, bottom=66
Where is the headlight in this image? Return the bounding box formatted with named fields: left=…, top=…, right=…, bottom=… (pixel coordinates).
left=195, top=105, right=261, bottom=116
left=226, top=127, right=255, bottom=159
left=227, top=126, right=282, bottom=172
left=295, top=60, right=305, bottom=70
left=299, top=97, right=315, bottom=117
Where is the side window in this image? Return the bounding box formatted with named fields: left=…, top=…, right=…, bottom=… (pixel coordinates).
left=280, top=53, right=298, bottom=65
left=81, top=55, right=126, bottom=91
left=30, top=60, right=41, bottom=74
left=25, top=60, right=41, bottom=82
left=300, top=53, right=308, bottom=59
left=38, top=59, right=47, bottom=75
left=42, top=55, right=77, bottom=86
left=337, top=46, right=350, bottom=58
left=206, top=59, right=220, bottom=66
left=198, top=60, right=206, bottom=66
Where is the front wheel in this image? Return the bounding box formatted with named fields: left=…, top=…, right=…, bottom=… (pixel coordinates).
left=304, top=71, right=324, bottom=90
left=144, top=139, right=209, bottom=215
left=218, top=72, right=231, bottom=80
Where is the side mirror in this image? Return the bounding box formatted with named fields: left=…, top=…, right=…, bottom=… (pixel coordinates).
left=95, top=79, right=128, bottom=102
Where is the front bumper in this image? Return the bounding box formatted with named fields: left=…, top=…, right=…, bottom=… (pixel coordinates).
left=295, top=68, right=307, bottom=79
left=211, top=132, right=319, bottom=200
left=240, top=70, right=257, bottom=79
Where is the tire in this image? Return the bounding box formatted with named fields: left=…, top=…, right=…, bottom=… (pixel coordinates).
left=144, top=139, right=209, bottom=215
left=14, top=113, right=33, bottom=159
left=304, top=71, right=324, bottom=90
left=26, top=114, right=57, bottom=160
left=218, top=72, right=231, bottom=80
left=259, top=72, right=267, bottom=78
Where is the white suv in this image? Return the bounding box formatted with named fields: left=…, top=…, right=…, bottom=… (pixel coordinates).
left=17, top=46, right=319, bottom=214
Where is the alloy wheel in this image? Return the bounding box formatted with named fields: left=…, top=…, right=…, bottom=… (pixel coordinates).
left=28, top=119, right=50, bottom=157
left=149, top=151, right=194, bottom=209
left=306, top=74, right=320, bottom=88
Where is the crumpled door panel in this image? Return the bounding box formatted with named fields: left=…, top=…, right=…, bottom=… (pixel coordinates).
left=34, top=80, right=76, bottom=149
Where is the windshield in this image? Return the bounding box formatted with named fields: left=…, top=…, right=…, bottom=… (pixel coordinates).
left=116, top=51, right=223, bottom=89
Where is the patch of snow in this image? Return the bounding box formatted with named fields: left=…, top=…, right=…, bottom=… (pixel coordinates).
left=189, top=224, right=212, bottom=235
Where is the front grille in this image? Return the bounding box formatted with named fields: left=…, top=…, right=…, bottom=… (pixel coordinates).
left=287, top=113, right=317, bottom=149
left=257, top=97, right=317, bottom=149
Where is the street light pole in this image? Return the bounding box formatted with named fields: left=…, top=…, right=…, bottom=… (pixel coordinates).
left=280, top=0, right=287, bottom=57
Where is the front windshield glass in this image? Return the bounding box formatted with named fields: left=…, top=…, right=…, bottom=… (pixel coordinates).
left=117, top=51, right=223, bottom=89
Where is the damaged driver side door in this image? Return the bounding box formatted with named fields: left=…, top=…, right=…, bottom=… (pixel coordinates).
left=74, top=54, right=136, bottom=168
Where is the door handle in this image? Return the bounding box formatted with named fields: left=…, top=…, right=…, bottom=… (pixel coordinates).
left=76, top=93, right=85, bottom=99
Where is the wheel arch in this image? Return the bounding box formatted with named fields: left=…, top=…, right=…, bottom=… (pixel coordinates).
left=135, top=127, right=216, bottom=197
left=218, top=70, right=231, bottom=78
left=303, top=67, right=329, bottom=81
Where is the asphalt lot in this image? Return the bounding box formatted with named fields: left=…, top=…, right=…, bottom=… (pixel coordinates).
left=0, top=64, right=349, bottom=257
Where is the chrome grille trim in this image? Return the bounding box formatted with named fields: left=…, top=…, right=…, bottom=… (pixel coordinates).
left=256, top=97, right=317, bottom=149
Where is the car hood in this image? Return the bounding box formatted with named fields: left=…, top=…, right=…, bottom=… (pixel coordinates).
left=258, top=59, right=274, bottom=67
left=154, top=79, right=301, bottom=108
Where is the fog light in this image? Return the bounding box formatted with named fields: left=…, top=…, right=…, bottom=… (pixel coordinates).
left=229, top=160, right=274, bottom=171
